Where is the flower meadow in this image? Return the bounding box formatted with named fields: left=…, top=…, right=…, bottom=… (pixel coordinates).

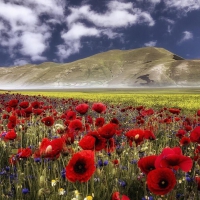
left=1, top=92, right=200, bottom=199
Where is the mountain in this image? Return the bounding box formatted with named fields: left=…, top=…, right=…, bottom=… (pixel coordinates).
left=0, top=47, right=200, bottom=89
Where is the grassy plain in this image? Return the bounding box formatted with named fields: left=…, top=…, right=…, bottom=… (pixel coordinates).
left=5, top=88, right=200, bottom=113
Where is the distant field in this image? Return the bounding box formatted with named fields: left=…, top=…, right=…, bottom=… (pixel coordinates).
left=2, top=88, right=200, bottom=113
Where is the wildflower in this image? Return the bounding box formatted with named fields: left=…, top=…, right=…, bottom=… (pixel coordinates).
left=98, top=123, right=117, bottom=139
left=125, top=129, right=145, bottom=147
left=68, top=119, right=83, bottom=132
left=51, top=179, right=57, bottom=186
left=17, top=148, right=32, bottom=158
left=138, top=155, right=158, bottom=175
left=75, top=103, right=89, bottom=115
left=111, top=191, right=130, bottom=200
left=169, top=108, right=181, bottom=115
left=180, top=137, right=191, bottom=146
left=176, top=129, right=186, bottom=138
left=31, top=101, right=40, bottom=109
left=58, top=188, right=66, bottom=195
left=39, top=138, right=64, bottom=159
left=3, top=129, right=17, bottom=140
left=66, top=111, right=76, bottom=120
left=147, top=168, right=176, bottom=195
left=84, top=195, right=94, bottom=200
left=66, top=150, right=96, bottom=182
left=41, top=116, right=54, bottom=127
left=155, top=147, right=192, bottom=172
left=95, top=117, right=105, bottom=127
left=8, top=99, right=18, bottom=108
left=92, top=103, right=106, bottom=114
left=190, top=126, right=200, bottom=143
left=19, top=101, right=29, bottom=109
left=22, top=188, right=29, bottom=194
left=79, top=135, right=96, bottom=150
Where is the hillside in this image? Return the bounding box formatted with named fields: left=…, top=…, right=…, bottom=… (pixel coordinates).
left=0, top=47, right=199, bottom=89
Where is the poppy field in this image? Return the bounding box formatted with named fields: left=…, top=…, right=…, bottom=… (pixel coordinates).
left=1, top=90, right=200, bottom=200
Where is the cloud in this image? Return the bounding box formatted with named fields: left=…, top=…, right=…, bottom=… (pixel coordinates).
left=14, top=59, right=29, bottom=66
left=57, top=0, right=155, bottom=60
left=67, top=2, right=154, bottom=28
left=164, top=0, right=200, bottom=13
left=179, top=31, right=193, bottom=43
left=144, top=40, right=157, bottom=47
left=57, top=23, right=100, bottom=60
left=0, top=0, right=65, bottom=62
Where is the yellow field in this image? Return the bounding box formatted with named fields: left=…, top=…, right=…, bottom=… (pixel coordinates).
left=4, top=89, right=200, bottom=113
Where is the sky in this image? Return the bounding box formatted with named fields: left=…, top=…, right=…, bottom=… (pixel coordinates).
left=0, top=0, right=200, bottom=67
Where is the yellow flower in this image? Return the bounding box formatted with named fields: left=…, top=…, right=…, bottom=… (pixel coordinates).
left=84, top=196, right=93, bottom=200
left=58, top=188, right=65, bottom=195
left=51, top=179, right=57, bottom=186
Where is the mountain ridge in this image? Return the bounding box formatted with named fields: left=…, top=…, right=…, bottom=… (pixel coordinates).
left=0, top=47, right=199, bottom=89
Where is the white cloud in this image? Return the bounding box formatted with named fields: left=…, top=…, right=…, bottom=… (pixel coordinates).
left=57, top=1, right=155, bottom=60
left=179, top=31, right=193, bottom=43
left=67, top=2, right=154, bottom=28
left=144, top=40, right=157, bottom=47
left=20, top=31, right=50, bottom=61
left=14, top=59, right=29, bottom=66
left=0, top=0, right=65, bottom=62
left=164, top=0, right=200, bottom=12
left=57, top=23, right=100, bottom=60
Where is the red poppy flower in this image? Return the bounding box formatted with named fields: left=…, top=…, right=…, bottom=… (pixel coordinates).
left=180, top=137, right=191, bottom=146
left=31, top=101, right=40, bottom=109
left=39, top=138, right=64, bottom=159
left=147, top=168, right=176, bottom=195
left=138, top=155, right=158, bottom=175
left=89, top=131, right=106, bottom=151
left=195, top=176, right=200, bottom=190
left=185, top=125, right=192, bottom=132
left=169, top=108, right=181, bottom=115
left=176, top=129, right=186, bottom=139
left=155, top=147, right=193, bottom=172
left=24, top=106, right=33, bottom=117
left=65, top=150, right=96, bottom=182
left=18, top=148, right=32, bottom=158
left=33, top=109, right=44, bottom=115
left=197, top=110, right=200, bottom=117
left=7, top=122, right=16, bottom=129
left=3, top=129, right=17, bottom=140
left=140, top=108, right=154, bottom=116
left=92, top=103, right=106, bottom=114
left=79, top=131, right=106, bottom=151
left=190, top=126, right=200, bottom=143
left=68, top=119, right=83, bottom=132
left=41, top=116, right=54, bottom=126
left=6, top=106, right=12, bottom=113
left=62, top=132, right=75, bottom=145
left=125, top=129, right=145, bottom=147
left=75, top=103, right=89, bottom=115
left=79, top=135, right=96, bottom=150
left=8, top=99, right=18, bottom=108
left=144, top=130, right=156, bottom=140
left=2, top=114, right=10, bottom=119
left=112, top=191, right=130, bottom=200
left=19, top=101, right=29, bottom=109
left=95, top=117, right=105, bottom=127
left=110, top=117, right=119, bottom=125
left=98, top=123, right=117, bottom=139
left=86, top=115, right=93, bottom=124
left=66, top=111, right=76, bottom=120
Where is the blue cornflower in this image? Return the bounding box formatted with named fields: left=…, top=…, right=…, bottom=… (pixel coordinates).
left=22, top=188, right=29, bottom=194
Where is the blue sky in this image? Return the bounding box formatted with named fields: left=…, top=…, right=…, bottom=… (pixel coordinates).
left=0, top=0, right=200, bottom=67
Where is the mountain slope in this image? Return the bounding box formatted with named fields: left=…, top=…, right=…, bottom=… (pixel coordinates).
left=0, top=47, right=199, bottom=89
